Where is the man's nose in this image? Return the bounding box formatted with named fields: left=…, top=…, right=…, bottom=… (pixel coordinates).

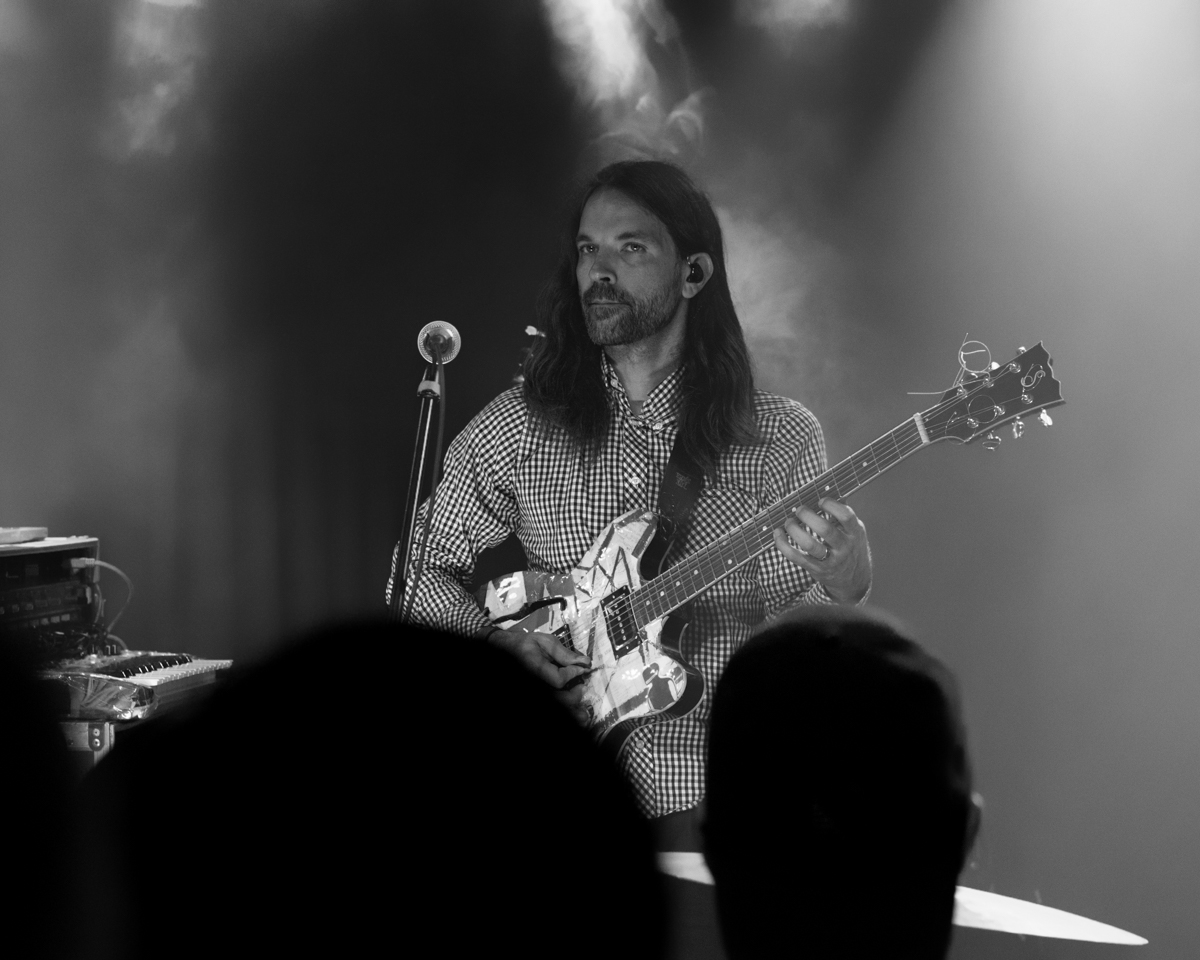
left=589, top=251, right=616, bottom=283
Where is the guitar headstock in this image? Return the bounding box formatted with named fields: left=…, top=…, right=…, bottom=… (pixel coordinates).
left=921, top=343, right=1064, bottom=445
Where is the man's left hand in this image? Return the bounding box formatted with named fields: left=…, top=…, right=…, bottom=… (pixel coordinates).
left=772, top=498, right=872, bottom=604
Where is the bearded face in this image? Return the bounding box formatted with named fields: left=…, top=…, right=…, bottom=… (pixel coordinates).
left=575, top=189, right=689, bottom=348
left=580, top=276, right=683, bottom=346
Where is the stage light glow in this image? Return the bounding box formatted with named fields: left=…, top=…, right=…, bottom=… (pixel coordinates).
left=541, top=0, right=704, bottom=161
left=106, top=0, right=204, bottom=158
left=736, top=0, right=850, bottom=32
left=541, top=0, right=653, bottom=105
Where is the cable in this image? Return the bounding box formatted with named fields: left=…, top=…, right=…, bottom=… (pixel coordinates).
left=92, top=581, right=105, bottom=625
left=70, top=558, right=134, bottom=630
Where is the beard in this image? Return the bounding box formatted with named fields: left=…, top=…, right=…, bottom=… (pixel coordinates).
left=580, top=279, right=683, bottom=346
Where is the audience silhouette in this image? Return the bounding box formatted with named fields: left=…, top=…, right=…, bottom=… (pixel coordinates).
left=704, top=605, right=978, bottom=959
left=73, top=621, right=663, bottom=960
left=12, top=607, right=980, bottom=959
left=0, top=641, right=76, bottom=960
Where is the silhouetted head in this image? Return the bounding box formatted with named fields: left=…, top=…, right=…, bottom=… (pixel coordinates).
left=78, top=621, right=663, bottom=960
left=705, top=605, right=976, bottom=960
left=0, top=641, right=75, bottom=960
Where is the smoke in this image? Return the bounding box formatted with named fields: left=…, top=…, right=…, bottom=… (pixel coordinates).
left=541, top=0, right=650, bottom=103
left=541, top=0, right=703, bottom=162
left=105, top=0, right=203, bottom=158
left=736, top=0, right=851, bottom=32
left=718, top=204, right=837, bottom=360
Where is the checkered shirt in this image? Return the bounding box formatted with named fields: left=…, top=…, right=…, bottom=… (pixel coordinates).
left=388, top=357, right=838, bottom=818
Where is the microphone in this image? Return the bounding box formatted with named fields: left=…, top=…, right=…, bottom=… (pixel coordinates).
left=417, top=321, right=462, bottom=364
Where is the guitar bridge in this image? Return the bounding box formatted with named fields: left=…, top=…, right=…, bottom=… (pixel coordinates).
left=600, top=587, right=640, bottom=659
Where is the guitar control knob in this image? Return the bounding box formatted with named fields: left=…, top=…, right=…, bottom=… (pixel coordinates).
left=982, top=432, right=1001, bottom=451
left=1038, top=409, right=1053, bottom=426
left=1012, top=417, right=1025, bottom=439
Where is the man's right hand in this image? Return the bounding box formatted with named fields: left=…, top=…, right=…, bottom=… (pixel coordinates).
left=486, top=628, right=592, bottom=721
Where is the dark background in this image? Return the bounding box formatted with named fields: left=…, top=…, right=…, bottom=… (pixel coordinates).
left=2, top=0, right=1197, bottom=955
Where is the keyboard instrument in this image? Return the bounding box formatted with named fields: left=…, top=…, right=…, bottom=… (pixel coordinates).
left=40, top=651, right=233, bottom=721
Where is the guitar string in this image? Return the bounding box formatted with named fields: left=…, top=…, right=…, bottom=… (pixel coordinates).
left=604, top=364, right=1058, bottom=633
left=599, top=357, right=1058, bottom=636
left=604, top=426, right=931, bottom=633
left=637, top=428, right=926, bottom=611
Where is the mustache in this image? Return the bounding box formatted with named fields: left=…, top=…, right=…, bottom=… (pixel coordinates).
left=582, top=282, right=631, bottom=306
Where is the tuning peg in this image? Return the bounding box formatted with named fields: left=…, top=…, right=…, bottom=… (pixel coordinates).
left=1038, top=409, right=1053, bottom=427
left=1012, top=417, right=1025, bottom=439
left=982, top=432, right=1002, bottom=451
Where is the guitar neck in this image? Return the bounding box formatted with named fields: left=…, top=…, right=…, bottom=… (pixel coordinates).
left=630, top=413, right=933, bottom=626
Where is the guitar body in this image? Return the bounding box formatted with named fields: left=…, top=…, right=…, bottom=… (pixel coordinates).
left=479, top=509, right=705, bottom=754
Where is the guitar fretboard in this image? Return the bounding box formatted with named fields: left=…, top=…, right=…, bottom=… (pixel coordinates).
left=628, top=414, right=931, bottom=627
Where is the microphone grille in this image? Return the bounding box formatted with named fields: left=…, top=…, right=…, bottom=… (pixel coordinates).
left=418, top=321, right=462, bottom=364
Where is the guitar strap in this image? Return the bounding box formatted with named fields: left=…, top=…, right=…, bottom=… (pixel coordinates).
left=657, top=436, right=700, bottom=571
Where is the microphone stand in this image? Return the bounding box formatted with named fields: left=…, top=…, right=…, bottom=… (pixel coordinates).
left=390, top=355, right=444, bottom=622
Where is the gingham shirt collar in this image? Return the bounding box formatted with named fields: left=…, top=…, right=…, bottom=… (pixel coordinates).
left=601, top=352, right=684, bottom=425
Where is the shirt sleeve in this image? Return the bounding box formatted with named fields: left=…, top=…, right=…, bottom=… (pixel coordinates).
left=385, top=390, right=526, bottom=636
left=753, top=403, right=851, bottom=620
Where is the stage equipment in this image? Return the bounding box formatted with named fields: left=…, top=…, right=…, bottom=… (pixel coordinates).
left=392, top=322, right=461, bottom=621
left=0, top=536, right=100, bottom=651
left=39, top=650, right=232, bottom=722
left=418, top=320, right=461, bottom=364
left=46, top=648, right=234, bottom=778
left=479, top=344, right=1064, bottom=755
left=2, top=532, right=234, bottom=774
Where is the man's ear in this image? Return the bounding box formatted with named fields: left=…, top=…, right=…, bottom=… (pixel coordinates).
left=682, top=253, right=714, bottom=299
left=964, top=791, right=983, bottom=862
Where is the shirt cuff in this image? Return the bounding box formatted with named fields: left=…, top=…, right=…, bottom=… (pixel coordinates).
left=811, top=580, right=871, bottom=607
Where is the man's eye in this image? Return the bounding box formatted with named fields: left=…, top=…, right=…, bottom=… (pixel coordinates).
left=624, top=243, right=644, bottom=253
left=578, top=245, right=595, bottom=255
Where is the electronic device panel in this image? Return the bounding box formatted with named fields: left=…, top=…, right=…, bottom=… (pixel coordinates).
left=0, top=537, right=100, bottom=635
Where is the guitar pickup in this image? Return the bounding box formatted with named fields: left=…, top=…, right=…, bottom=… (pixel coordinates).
left=553, top=625, right=574, bottom=651
left=600, top=587, right=640, bottom=659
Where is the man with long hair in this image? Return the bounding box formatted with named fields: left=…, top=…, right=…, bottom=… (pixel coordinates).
left=389, top=159, right=872, bottom=952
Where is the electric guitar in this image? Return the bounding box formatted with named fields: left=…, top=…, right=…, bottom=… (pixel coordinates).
left=480, top=343, right=1063, bottom=755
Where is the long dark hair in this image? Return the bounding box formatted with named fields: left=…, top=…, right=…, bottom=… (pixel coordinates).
left=522, top=160, right=759, bottom=478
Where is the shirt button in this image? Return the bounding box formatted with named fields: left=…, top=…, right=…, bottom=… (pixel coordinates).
left=652, top=422, right=664, bottom=432
left=629, top=475, right=642, bottom=487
